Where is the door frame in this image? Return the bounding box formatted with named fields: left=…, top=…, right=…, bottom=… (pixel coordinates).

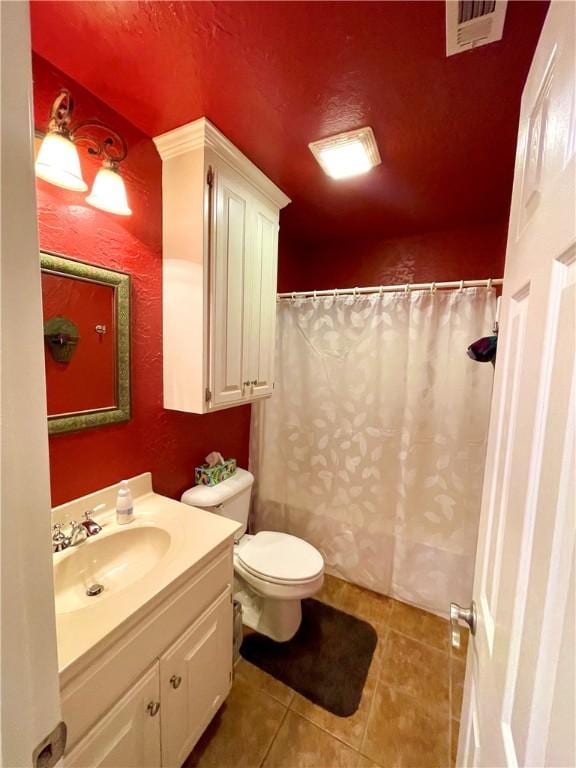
left=0, top=2, right=62, bottom=765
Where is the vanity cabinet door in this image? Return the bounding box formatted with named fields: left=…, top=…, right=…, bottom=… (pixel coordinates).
left=160, top=590, right=232, bottom=768
left=65, top=664, right=161, bottom=768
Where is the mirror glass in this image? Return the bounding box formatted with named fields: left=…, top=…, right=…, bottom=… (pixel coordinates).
left=40, top=251, right=131, bottom=434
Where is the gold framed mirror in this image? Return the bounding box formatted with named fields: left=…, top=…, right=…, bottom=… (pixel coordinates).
left=40, top=251, right=131, bottom=434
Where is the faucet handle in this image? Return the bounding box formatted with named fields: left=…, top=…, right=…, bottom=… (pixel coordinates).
left=82, top=507, right=103, bottom=535
left=52, top=523, right=70, bottom=553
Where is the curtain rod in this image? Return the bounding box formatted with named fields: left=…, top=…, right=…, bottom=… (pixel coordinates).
left=277, top=277, right=503, bottom=300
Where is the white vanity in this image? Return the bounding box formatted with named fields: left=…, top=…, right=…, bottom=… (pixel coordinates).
left=52, top=473, right=240, bottom=768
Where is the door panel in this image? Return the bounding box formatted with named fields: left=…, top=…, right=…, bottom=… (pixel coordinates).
left=211, top=162, right=249, bottom=407
left=244, top=200, right=278, bottom=399
left=458, top=3, right=575, bottom=766
left=160, top=591, right=232, bottom=768
left=65, top=664, right=160, bottom=768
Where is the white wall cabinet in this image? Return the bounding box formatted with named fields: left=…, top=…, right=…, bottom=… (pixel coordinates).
left=154, top=118, right=290, bottom=414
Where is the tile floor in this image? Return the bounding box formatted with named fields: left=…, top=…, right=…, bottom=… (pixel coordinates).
left=184, top=574, right=468, bottom=768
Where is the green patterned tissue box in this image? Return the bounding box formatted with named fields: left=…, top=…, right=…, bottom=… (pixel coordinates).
left=195, top=458, right=237, bottom=486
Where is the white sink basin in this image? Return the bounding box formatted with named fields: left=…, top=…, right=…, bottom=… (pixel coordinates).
left=54, top=524, right=171, bottom=614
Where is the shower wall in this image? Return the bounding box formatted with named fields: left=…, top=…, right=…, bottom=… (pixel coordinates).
left=278, top=221, right=507, bottom=293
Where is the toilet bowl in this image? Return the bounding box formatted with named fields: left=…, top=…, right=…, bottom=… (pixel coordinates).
left=181, top=468, right=324, bottom=641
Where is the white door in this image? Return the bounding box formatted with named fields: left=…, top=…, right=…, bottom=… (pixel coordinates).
left=458, top=2, right=575, bottom=766
left=243, top=197, right=279, bottom=399
left=65, top=665, right=161, bottom=768
left=210, top=160, right=250, bottom=407
left=160, top=592, right=232, bottom=768
left=0, top=3, right=63, bottom=766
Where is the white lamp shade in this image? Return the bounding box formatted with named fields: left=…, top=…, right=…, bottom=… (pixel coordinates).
left=86, top=166, right=132, bottom=216
left=35, top=132, right=88, bottom=192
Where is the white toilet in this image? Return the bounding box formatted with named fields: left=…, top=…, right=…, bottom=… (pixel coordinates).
left=181, top=468, right=324, bottom=642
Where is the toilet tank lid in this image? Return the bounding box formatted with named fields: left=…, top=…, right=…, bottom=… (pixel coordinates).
left=181, top=467, right=254, bottom=507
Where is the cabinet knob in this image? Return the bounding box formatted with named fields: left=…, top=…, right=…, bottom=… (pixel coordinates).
left=147, top=701, right=160, bottom=717
left=170, top=674, right=183, bottom=690
left=251, top=380, right=257, bottom=385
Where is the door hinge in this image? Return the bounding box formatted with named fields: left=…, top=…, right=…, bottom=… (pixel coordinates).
left=205, top=387, right=212, bottom=402
left=207, top=165, right=214, bottom=188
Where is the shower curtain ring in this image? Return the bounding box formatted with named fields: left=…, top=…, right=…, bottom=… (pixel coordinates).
left=379, top=285, right=384, bottom=296
left=333, top=288, right=338, bottom=298
left=353, top=286, right=358, bottom=297
left=291, top=292, right=296, bottom=302
left=487, top=278, right=493, bottom=291
left=431, top=281, right=436, bottom=293
left=405, top=283, right=410, bottom=294
left=459, top=280, right=464, bottom=292
left=313, top=289, right=318, bottom=300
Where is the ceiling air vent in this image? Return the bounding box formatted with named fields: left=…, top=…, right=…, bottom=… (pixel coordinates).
left=446, top=0, right=508, bottom=56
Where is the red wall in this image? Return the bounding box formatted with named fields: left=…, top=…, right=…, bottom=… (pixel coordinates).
left=277, top=223, right=507, bottom=294
left=34, top=54, right=251, bottom=507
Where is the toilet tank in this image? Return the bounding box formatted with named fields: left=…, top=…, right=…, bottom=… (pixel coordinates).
left=180, top=468, right=254, bottom=540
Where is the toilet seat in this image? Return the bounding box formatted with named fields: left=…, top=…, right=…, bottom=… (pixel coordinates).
left=237, top=531, right=324, bottom=585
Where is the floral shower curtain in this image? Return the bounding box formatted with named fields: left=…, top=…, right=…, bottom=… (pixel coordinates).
left=250, top=287, right=496, bottom=616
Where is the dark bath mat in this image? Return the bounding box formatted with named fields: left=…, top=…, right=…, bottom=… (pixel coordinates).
left=240, top=598, right=377, bottom=717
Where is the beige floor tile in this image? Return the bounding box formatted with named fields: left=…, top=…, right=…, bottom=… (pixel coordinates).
left=317, top=575, right=392, bottom=635
left=236, top=658, right=295, bottom=706
left=355, top=755, right=383, bottom=768
left=263, top=710, right=359, bottom=768
left=379, top=630, right=449, bottom=712
left=370, top=628, right=390, bottom=670
left=362, top=681, right=450, bottom=768
left=450, top=718, right=461, bottom=767
left=184, top=677, right=286, bottom=768
left=290, top=656, right=379, bottom=749
left=388, top=599, right=450, bottom=652
left=316, top=573, right=354, bottom=611
left=340, top=583, right=393, bottom=634
left=450, top=658, right=465, bottom=721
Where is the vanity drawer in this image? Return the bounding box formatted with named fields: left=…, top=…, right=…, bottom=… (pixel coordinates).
left=62, top=548, right=232, bottom=751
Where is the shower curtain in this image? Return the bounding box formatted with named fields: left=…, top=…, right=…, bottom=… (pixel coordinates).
left=250, top=287, right=496, bottom=616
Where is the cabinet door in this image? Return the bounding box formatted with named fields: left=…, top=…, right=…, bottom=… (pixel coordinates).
left=160, top=591, right=232, bottom=768
left=65, top=664, right=161, bottom=768
left=210, top=161, right=250, bottom=407
left=243, top=197, right=279, bottom=399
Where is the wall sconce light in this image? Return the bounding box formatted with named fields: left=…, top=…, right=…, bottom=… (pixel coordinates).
left=35, top=89, right=132, bottom=216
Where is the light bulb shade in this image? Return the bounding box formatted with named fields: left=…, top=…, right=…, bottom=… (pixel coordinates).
left=86, top=166, right=132, bottom=216
left=35, top=132, right=88, bottom=191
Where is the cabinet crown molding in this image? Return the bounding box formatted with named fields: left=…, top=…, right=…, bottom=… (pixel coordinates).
left=153, top=117, right=291, bottom=210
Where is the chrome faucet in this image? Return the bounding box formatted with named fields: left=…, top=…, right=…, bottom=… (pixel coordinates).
left=52, top=505, right=104, bottom=553
left=68, top=520, right=88, bottom=547
left=52, top=523, right=70, bottom=553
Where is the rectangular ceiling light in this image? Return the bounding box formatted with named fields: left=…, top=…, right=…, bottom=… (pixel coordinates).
left=309, top=126, right=381, bottom=180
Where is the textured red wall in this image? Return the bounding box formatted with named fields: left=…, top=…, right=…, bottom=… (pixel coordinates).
left=277, top=222, right=507, bottom=293
left=34, top=54, right=251, bottom=507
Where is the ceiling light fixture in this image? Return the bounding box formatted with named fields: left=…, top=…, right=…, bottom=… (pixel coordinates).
left=309, top=126, right=381, bottom=180
left=35, top=89, right=132, bottom=216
